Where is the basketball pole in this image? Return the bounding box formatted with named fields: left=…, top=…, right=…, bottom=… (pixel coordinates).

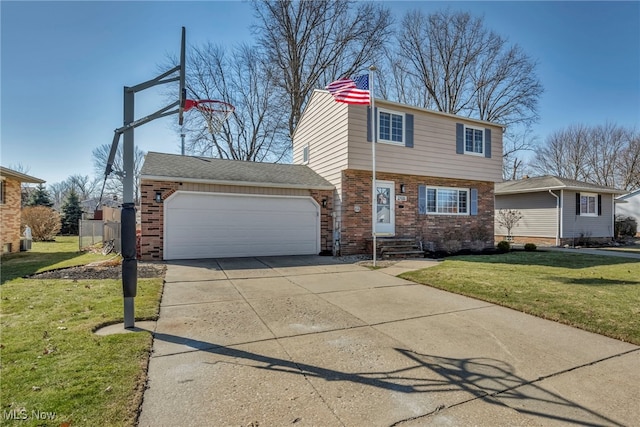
left=122, top=87, right=137, bottom=329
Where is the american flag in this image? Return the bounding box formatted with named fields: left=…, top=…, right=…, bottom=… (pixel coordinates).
left=326, top=75, right=370, bottom=105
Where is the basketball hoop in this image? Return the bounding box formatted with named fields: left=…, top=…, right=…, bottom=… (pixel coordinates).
left=184, top=99, right=235, bottom=134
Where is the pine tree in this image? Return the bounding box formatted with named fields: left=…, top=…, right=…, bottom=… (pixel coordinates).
left=27, top=183, right=54, bottom=207
left=61, top=189, right=83, bottom=235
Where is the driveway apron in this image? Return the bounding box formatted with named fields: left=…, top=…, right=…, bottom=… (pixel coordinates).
left=138, top=256, right=639, bottom=427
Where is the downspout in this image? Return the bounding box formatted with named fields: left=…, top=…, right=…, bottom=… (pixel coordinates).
left=549, top=190, right=560, bottom=246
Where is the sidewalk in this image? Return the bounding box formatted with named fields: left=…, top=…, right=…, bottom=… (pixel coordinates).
left=137, top=256, right=639, bottom=426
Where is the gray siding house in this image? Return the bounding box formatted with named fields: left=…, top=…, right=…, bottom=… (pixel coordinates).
left=495, top=176, right=624, bottom=246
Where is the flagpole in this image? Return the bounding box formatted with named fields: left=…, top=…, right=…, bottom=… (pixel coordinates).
left=369, top=65, right=377, bottom=267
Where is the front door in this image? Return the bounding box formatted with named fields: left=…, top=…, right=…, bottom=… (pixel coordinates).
left=375, top=180, right=395, bottom=236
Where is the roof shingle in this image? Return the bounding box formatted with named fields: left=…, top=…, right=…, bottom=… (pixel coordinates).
left=496, top=175, right=623, bottom=195
left=140, top=152, right=334, bottom=189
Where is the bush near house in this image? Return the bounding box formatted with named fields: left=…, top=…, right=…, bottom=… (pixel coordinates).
left=21, top=206, right=61, bottom=241
left=524, top=243, right=537, bottom=251
left=615, top=215, right=637, bottom=239
left=496, top=240, right=510, bottom=253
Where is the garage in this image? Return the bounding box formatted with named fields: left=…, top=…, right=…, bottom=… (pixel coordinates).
left=163, top=191, right=321, bottom=260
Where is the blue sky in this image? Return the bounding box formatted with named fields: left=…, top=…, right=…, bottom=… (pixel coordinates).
left=1, top=1, right=639, bottom=185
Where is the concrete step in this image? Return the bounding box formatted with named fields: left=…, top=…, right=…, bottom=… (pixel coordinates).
left=381, top=250, right=425, bottom=259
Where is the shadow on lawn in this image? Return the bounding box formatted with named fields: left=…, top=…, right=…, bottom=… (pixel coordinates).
left=0, top=251, right=85, bottom=284
left=146, top=330, right=629, bottom=426
left=450, top=250, right=640, bottom=269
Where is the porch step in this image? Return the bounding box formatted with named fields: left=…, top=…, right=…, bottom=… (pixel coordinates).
left=369, top=238, right=424, bottom=259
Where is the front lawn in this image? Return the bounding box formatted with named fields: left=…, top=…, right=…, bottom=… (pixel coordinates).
left=1, top=238, right=163, bottom=426
left=400, top=251, right=640, bottom=345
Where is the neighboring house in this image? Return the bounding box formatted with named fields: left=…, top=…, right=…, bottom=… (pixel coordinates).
left=292, top=90, right=504, bottom=255
left=139, top=152, right=334, bottom=260
left=0, top=166, right=45, bottom=254
left=616, top=189, right=640, bottom=236
left=495, top=176, right=624, bottom=246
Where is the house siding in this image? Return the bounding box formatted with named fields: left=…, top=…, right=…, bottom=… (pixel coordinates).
left=339, top=169, right=494, bottom=255
left=346, top=101, right=503, bottom=183
left=0, top=178, right=22, bottom=253
left=139, top=179, right=333, bottom=260
left=561, top=191, right=614, bottom=240
left=495, top=192, right=558, bottom=238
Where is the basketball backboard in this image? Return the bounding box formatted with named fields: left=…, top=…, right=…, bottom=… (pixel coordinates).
left=178, top=26, right=186, bottom=126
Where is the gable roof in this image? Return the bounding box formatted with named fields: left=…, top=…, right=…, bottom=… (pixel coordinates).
left=495, top=175, right=623, bottom=195
left=141, top=152, right=334, bottom=190
left=0, top=166, right=45, bottom=183
left=616, top=188, right=640, bottom=200
left=293, top=89, right=504, bottom=140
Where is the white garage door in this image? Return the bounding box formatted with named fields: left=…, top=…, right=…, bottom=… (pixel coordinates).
left=164, top=191, right=320, bottom=260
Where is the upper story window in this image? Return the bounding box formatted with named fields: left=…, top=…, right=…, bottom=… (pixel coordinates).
left=456, top=123, right=491, bottom=158
left=580, top=192, right=597, bottom=216
left=378, top=109, right=404, bottom=144
left=302, top=145, right=309, bottom=164
left=0, top=179, right=5, bottom=205
left=465, top=125, right=484, bottom=155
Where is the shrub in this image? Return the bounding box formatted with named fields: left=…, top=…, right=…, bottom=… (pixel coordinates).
left=524, top=243, right=537, bottom=251
left=21, top=206, right=61, bottom=241
left=496, top=240, right=510, bottom=253
left=615, top=215, right=637, bottom=238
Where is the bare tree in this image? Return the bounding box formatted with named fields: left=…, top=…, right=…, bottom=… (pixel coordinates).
left=496, top=209, right=523, bottom=240
left=532, top=123, right=639, bottom=191
left=182, top=43, right=289, bottom=162
left=92, top=143, right=145, bottom=204
left=618, top=133, right=640, bottom=190
left=394, top=9, right=543, bottom=127
left=502, top=128, right=538, bottom=180
left=531, top=124, right=591, bottom=181
left=252, top=0, right=393, bottom=138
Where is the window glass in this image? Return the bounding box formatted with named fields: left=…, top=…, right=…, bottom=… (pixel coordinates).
left=423, top=187, right=469, bottom=215
left=465, top=126, right=484, bottom=154
left=378, top=110, right=403, bottom=144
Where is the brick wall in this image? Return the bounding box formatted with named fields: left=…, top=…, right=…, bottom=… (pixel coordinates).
left=339, top=169, right=495, bottom=255
left=0, top=178, right=22, bottom=253
left=139, top=180, right=333, bottom=260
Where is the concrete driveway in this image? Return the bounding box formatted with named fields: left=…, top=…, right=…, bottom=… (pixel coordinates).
left=138, top=256, right=639, bottom=426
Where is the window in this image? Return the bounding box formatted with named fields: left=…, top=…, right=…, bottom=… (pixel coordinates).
left=420, top=186, right=469, bottom=215
left=0, top=179, right=5, bottom=205
left=378, top=109, right=404, bottom=144
left=464, top=126, right=484, bottom=155
left=580, top=193, right=597, bottom=216
left=302, top=145, right=309, bottom=164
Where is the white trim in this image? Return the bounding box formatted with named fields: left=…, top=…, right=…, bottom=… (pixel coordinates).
left=580, top=192, right=598, bottom=217
left=424, top=186, right=470, bottom=216
left=141, top=175, right=334, bottom=190
left=463, top=124, right=485, bottom=156
left=374, top=180, right=395, bottom=236
left=376, top=108, right=405, bottom=145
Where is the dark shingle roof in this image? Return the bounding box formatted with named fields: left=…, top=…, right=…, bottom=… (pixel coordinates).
left=496, top=175, right=623, bottom=195
left=141, top=152, right=333, bottom=189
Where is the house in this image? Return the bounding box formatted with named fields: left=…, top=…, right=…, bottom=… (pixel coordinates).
left=0, top=166, right=45, bottom=254
left=616, top=189, right=640, bottom=236
left=139, top=152, right=334, bottom=260
left=292, top=90, right=504, bottom=255
left=495, top=175, right=624, bottom=246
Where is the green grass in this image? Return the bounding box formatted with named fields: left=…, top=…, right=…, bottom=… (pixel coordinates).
left=1, top=236, right=111, bottom=284
left=1, top=238, right=163, bottom=426
left=400, top=251, right=640, bottom=345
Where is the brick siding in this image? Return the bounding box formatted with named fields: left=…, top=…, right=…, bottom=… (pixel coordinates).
left=0, top=178, right=22, bottom=253
left=339, top=169, right=495, bottom=255
left=139, top=180, right=333, bottom=260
